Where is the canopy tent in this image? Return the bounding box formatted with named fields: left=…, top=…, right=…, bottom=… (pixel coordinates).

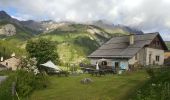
left=40, top=61, right=61, bottom=71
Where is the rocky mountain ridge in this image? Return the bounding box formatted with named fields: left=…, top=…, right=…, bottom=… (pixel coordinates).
left=0, top=10, right=143, bottom=37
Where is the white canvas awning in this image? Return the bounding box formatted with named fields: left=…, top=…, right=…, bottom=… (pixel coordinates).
left=40, top=61, right=61, bottom=70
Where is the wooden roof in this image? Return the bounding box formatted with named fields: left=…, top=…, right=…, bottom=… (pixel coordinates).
left=88, top=32, right=168, bottom=58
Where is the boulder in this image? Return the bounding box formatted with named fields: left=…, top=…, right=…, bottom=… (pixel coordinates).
left=80, top=78, right=93, bottom=84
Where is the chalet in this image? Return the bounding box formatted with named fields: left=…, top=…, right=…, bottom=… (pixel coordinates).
left=88, top=32, right=168, bottom=70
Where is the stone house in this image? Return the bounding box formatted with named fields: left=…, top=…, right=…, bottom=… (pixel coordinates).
left=88, top=32, right=168, bottom=70
left=0, top=54, right=21, bottom=71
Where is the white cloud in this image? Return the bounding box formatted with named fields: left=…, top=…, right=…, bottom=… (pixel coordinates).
left=0, top=0, right=170, bottom=40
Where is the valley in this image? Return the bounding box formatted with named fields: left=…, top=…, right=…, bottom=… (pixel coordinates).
left=0, top=10, right=144, bottom=65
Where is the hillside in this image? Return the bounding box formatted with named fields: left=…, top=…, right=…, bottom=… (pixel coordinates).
left=90, top=20, right=143, bottom=35
left=0, top=20, right=34, bottom=57
left=38, top=24, right=113, bottom=64
left=165, top=41, right=170, bottom=50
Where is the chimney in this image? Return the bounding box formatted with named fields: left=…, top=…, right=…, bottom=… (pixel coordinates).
left=129, top=34, right=134, bottom=45
left=0, top=57, right=3, bottom=62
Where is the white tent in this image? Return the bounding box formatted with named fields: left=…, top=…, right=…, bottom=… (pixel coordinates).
left=40, top=61, right=61, bottom=70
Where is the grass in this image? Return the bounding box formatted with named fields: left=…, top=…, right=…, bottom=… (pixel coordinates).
left=29, top=70, right=148, bottom=100
left=130, top=67, right=170, bottom=100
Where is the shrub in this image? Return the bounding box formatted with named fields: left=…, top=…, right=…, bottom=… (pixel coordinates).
left=16, top=70, right=35, bottom=97
left=69, top=66, right=78, bottom=72
left=16, top=70, right=49, bottom=97
left=146, top=68, right=155, bottom=78
left=130, top=68, right=170, bottom=100
left=34, top=73, right=49, bottom=89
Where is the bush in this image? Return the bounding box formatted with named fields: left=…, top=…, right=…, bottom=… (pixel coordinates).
left=16, top=70, right=35, bottom=97
left=0, top=70, right=49, bottom=99
left=16, top=70, right=49, bottom=97
left=130, top=68, right=170, bottom=100
left=146, top=68, right=155, bottom=78
left=69, top=66, right=78, bottom=72
left=34, top=73, right=49, bottom=89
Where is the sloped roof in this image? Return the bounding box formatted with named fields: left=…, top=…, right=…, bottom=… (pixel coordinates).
left=88, top=32, right=167, bottom=58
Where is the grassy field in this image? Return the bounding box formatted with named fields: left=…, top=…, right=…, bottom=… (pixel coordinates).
left=29, top=70, right=148, bottom=100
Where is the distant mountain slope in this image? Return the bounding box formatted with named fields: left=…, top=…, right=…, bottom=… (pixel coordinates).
left=20, top=20, right=42, bottom=32
left=90, top=20, right=143, bottom=35
left=42, top=24, right=112, bottom=44
left=0, top=11, right=37, bottom=40
left=0, top=11, right=11, bottom=20
left=0, top=10, right=143, bottom=40
left=38, top=24, right=112, bottom=64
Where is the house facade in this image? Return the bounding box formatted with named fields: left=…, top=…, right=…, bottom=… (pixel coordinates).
left=88, top=33, right=168, bottom=70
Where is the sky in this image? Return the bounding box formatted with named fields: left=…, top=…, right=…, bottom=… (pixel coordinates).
left=0, top=0, right=170, bottom=40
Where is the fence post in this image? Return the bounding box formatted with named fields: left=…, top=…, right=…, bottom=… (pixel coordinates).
left=12, top=82, right=16, bottom=100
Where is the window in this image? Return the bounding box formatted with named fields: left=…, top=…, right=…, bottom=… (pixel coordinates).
left=156, top=56, right=160, bottom=62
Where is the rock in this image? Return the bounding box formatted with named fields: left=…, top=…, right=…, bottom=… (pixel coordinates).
left=0, top=24, right=16, bottom=36
left=80, top=78, right=93, bottom=84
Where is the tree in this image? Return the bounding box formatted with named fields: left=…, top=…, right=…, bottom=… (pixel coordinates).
left=26, top=38, right=59, bottom=69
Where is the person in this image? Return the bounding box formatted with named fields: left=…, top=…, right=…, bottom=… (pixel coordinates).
left=96, top=62, right=99, bottom=70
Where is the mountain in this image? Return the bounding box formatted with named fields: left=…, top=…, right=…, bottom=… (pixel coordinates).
left=0, top=11, right=37, bottom=39
left=0, top=11, right=144, bottom=39
left=20, top=20, right=42, bottom=32
left=90, top=20, right=143, bottom=35
left=0, top=11, right=11, bottom=20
